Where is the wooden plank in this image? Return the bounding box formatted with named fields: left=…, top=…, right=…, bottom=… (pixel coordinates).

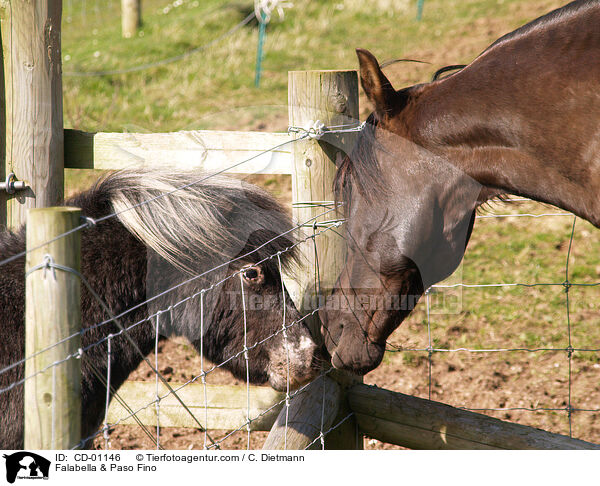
left=107, top=382, right=285, bottom=431
left=4, top=0, right=64, bottom=230
left=25, top=207, right=82, bottom=449
left=262, top=375, right=342, bottom=450
left=349, top=384, right=600, bottom=450
left=64, top=129, right=293, bottom=175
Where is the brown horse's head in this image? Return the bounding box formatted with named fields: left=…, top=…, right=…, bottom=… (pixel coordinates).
left=320, top=49, right=483, bottom=374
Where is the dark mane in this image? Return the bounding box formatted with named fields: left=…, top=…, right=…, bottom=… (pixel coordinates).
left=334, top=113, right=387, bottom=212
left=431, top=64, right=466, bottom=81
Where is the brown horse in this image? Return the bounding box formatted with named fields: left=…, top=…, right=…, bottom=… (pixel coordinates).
left=321, top=0, right=600, bottom=374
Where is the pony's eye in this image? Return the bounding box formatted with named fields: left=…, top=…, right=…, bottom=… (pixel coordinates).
left=241, top=265, right=263, bottom=284
left=244, top=268, right=259, bottom=280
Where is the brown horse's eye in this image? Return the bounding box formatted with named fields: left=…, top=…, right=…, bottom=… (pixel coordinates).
left=241, top=265, right=264, bottom=285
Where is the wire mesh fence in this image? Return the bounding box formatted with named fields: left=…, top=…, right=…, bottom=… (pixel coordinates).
left=2, top=119, right=599, bottom=449
left=383, top=202, right=600, bottom=445
left=0, top=126, right=358, bottom=450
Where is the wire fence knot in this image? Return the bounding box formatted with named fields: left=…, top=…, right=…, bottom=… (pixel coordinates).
left=83, top=216, right=97, bottom=229
left=41, top=254, right=57, bottom=280
left=288, top=120, right=366, bottom=140
left=254, top=0, right=292, bottom=24
left=566, top=345, right=574, bottom=358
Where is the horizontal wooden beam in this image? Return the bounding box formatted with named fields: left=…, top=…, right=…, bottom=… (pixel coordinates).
left=107, top=381, right=285, bottom=431
left=348, top=384, right=600, bottom=450
left=107, top=381, right=599, bottom=449
left=64, top=129, right=293, bottom=174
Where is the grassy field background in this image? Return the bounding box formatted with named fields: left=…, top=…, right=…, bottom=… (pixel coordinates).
left=60, top=0, right=600, bottom=448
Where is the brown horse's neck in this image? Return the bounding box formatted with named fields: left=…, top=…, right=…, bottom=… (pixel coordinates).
left=440, top=145, right=600, bottom=227
left=406, top=3, right=600, bottom=227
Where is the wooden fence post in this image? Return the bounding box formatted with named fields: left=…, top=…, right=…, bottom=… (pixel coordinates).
left=265, top=70, right=362, bottom=449
left=122, top=0, right=141, bottom=38
left=1, top=0, right=64, bottom=231
left=25, top=207, right=82, bottom=449
left=0, top=16, right=6, bottom=228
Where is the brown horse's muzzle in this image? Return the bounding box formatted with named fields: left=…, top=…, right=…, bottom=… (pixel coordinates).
left=320, top=308, right=386, bottom=375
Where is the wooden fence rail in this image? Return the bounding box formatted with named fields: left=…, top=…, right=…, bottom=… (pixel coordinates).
left=348, top=384, right=600, bottom=450
left=107, top=381, right=600, bottom=450
left=64, top=129, right=293, bottom=174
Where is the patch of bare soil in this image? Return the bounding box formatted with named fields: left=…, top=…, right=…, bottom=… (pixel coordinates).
left=93, top=328, right=600, bottom=450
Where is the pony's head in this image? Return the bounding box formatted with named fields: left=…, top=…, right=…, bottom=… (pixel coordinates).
left=103, top=170, right=320, bottom=391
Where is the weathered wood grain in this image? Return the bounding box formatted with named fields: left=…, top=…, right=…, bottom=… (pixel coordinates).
left=3, top=0, right=64, bottom=230
left=25, top=207, right=82, bottom=449
left=64, top=129, right=293, bottom=174
left=107, top=382, right=285, bottom=431
left=349, top=384, right=600, bottom=450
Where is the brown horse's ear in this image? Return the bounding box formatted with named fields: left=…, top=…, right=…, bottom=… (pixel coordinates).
left=356, top=48, right=397, bottom=115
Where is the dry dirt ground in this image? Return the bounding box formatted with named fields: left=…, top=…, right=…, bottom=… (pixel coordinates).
left=93, top=335, right=600, bottom=450
left=93, top=315, right=600, bottom=450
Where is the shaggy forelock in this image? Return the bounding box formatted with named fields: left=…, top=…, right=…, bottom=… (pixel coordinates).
left=93, top=170, right=298, bottom=274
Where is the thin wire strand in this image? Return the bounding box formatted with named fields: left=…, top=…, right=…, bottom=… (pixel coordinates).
left=303, top=413, right=355, bottom=450
left=65, top=11, right=257, bottom=77
left=0, top=206, right=341, bottom=382
left=565, top=216, right=576, bottom=437
left=276, top=253, right=291, bottom=450
left=155, top=312, right=161, bottom=449
left=0, top=134, right=309, bottom=272
left=102, top=335, right=113, bottom=450
left=199, top=293, right=208, bottom=450
left=239, top=273, right=251, bottom=450
left=205, top=367, right=335, bottom=450
left=22, top=256, right=219, bottom=447
left=426, top=289, right=432, bottom=401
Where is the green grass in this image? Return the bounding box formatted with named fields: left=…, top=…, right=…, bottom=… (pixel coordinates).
left=62, top=0, right=567, bottom=132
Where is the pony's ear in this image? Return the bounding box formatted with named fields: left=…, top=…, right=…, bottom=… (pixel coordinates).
left=356, top=48, right=397, bottom=115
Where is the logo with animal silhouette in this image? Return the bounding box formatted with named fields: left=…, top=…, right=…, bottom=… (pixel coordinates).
left=3, top=452, right=50, bottom=483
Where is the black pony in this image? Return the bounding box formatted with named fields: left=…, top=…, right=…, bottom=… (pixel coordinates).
left=0, top=170, right=319, bottom=449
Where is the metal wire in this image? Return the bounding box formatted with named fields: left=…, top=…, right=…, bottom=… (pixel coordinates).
left=8, top=110, right=597, bottom=450
left=65, top=11, right=257, bottom=77
left=386, top=208, right=598, bottom=441
left=0, top=120, right=357, bottom=272
left=64, top=222, right=343, bottom=449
